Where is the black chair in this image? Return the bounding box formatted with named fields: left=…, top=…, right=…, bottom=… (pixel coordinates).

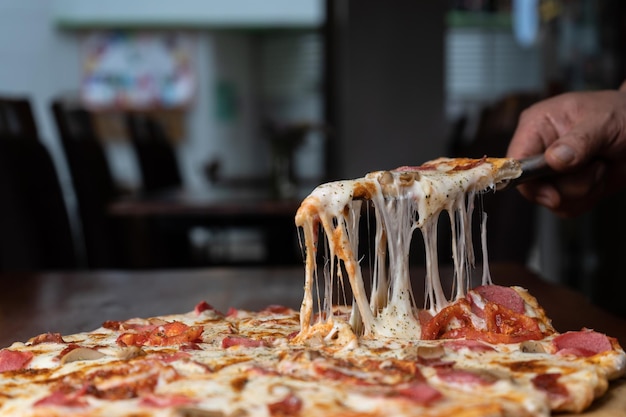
left=0, top=96, right=39, bottom=140
left=50, top=98, right=126, bottom=268
left=0, top=95, right=77, bottom=271
left=125, top=113, right=182, bottom=193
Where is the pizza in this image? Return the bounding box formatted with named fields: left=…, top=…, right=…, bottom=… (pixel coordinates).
left=0, top=156, right=623, bottom=417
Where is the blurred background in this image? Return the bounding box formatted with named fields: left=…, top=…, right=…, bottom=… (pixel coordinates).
left=1, top=0, right=625, bottom=316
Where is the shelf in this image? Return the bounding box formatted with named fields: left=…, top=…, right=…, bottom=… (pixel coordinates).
left=53, top=0, right=324, bottom=30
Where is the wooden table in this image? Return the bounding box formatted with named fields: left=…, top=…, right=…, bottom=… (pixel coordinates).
left=0, top=263, right=624, bottom=416
left=108, top=186, right=306, bottom=218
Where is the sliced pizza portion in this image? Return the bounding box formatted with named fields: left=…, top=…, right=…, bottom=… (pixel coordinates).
left=295, top=157, right=522, bottom=342
left=420, top=284, right=555, bottom=343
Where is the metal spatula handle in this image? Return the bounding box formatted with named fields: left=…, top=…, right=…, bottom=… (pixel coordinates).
left=497, top=154, right=553, bottom=191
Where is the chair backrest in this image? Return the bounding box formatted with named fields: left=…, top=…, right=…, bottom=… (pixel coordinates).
left=0, top=138, right=77, bottom=270
left=125, top=113, right=182, bottom=193
left=50, top=98, right=124, bottom=268
left=0, top=96, right=40, bottom=140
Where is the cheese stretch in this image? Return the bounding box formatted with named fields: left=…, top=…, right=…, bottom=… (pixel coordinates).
left=295, top=157, right=522, bottom=340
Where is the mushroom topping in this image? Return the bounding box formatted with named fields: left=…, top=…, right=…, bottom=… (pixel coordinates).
left=60, top=347, right=106, bottom=364
left=520, top=340, right=546, bottom=354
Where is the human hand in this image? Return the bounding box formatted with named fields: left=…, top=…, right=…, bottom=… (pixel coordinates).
left=506, top=87, right=626, bottom=217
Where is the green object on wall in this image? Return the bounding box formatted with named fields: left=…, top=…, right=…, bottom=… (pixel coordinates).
left=215, top=80, right=237, bottom=122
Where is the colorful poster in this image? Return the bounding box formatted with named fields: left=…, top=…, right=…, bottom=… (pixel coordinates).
left=81, top=31, right=195, bottom=110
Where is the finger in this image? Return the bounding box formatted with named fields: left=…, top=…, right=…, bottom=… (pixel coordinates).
left=544, top=104, right=626, bottom=171
left=550, top=161, right=606, bottom=200
left=515, top=182, right=560, bottom=209
left=507, top=108, right=560, bottom=160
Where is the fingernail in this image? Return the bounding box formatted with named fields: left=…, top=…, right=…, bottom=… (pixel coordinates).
left=550, top=144, right=575, bottom=165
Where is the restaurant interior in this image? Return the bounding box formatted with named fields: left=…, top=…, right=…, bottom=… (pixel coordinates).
left=2, top=0, right=626, bottom=323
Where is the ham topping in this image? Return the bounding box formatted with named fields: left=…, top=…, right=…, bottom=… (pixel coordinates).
left=34, top=389, right=88, bottom=408
left=436, top=368, right=496, bottom=385
left=392, top=382, right=443, bottom=405
left=221, top=336, right=268, bottom=349
left=0, top=349, right=33, bottom=372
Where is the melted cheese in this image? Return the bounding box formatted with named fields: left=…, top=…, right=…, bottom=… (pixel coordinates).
left=295, top=157, right=522, bottom=341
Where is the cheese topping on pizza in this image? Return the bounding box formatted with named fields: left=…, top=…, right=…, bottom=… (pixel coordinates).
left=295, top=157, right=523, bottom=341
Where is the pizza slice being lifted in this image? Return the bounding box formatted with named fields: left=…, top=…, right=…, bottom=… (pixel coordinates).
left=295, top=156, right=524, bottom=340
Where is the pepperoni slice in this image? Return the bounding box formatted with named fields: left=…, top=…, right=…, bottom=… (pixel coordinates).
left=553, top=330, right=613, bottom=357
left=532, top=373, right=569, bottom=400
left=471, top=285, right=525, bottom=314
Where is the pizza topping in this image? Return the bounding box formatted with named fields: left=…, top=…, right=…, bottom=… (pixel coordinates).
left=531, top=373, right=569, bottom=401
left=117, top=321, right=204, bottom=347
left=102, top=320, right=122, bottom=330
left=421, top=300, right=475, bottom=340
left=194, top=300, right=224, bottom=316
left=435, top=367, right=496, bottom=385
left=140, top=393, right=196, bottom=408
left=483, top=303, right=542, bottom=341
left=443, top=339, right=495, bottom=352
left=267, top=392, right=303, bottom=416
left=59, top=346, right=106, bottom=364
left=34, top=388, right=89, bottom=408
left=221, top=336, right=268, bottom=349
left=519, top=340, right=547, bottom=354
left=553, top=330, right=613, bottom=357
left=468, top=285, right=525, bottom=317
left=391, top=382, right=443, bottom=405
left=0, top=348, right=33, bottom=372
left=116, top=346, right=146, bottom=360
left=29, top=332, right=66, bottom=345
left=261, top=305, right=295, bottom=315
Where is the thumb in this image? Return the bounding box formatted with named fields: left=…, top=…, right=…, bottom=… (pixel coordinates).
left=544, top=123, right=605, bottom=172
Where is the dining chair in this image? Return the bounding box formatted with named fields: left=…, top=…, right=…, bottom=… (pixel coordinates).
left=0, top=96, right=39, bottom=140
left=50, top=97, right=127, bottom=268
left=0, top=137, right=77, bottom=271
left=124, top=112, right=182, bottom=193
